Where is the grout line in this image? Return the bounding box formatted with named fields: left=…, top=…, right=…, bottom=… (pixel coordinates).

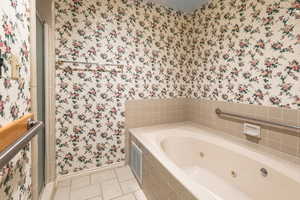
left=108, top=192, right=138, bottom=200
left=114, top=166, right=143, bottom=200
left=69, top=176, right=73, bottom=189
left=114, top=168, right=124, bottom=196
left=67, top=184, right=71, bottom=200
left=101, top=168, right=123, bottom=200
left=99, top=182, right=104, bottom=200
left=113, top=167, right=121, bottom=183
left=133, top=192, right=138, bottom=200
left=131, top=190, right=139, bottom=200
left=114, top=166, right=140, bottom=199
left=83, top=195, right=102, bottom=200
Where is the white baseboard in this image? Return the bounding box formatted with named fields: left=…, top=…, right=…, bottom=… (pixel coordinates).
left=56, top=162, right=125, bottom=182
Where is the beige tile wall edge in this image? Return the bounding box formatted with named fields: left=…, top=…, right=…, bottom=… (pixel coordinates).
left=125, top=98, right=188, bottom=163
left=125, top=98, right=300, bottom=160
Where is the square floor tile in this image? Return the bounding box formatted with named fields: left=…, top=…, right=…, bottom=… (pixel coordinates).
left=91, top=169, right=116, bottom=184
left=57, top=178, right=71, bottom=188
left=71, top=175, right=90, bottom=190
left=114, top=166, right=134, bottom=182
left=114, top=194, right=136, bottom=200
left=101, top=179, right=122, bottom=200
left=87, top=196, right=102, bottom=200
left=120, top=179, right=139, bottom=194
left=70, top=184, right=101, bottom=200
left=54, top=186, right=70, bottom=200
left=134, top=190, right=147, bottom=200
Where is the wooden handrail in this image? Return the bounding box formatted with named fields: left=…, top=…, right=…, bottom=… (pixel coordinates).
left=0, top=113, right=34, bottom=152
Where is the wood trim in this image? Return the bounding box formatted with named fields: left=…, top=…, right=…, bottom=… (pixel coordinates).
left=29, top=0, right=38, bottom=199
left=0, top=113, right=34, bottom=152
left=44, top=0, right=57, bottom=183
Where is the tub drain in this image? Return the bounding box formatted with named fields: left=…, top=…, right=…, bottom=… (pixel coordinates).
left=231, top=170, right=237, bottom=178
left=199, top=152, right=204, bottom=158
left=260, top=168, right=268, bottom=177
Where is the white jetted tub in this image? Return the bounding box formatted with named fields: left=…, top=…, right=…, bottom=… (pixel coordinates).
left=130, top=123, right=300, bottom=200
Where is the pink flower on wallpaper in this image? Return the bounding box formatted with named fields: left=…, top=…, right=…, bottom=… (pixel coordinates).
left=4, top=23, right=13, bottom=35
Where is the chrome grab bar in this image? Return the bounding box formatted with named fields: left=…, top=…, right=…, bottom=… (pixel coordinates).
left=215, top=108, right=300, bottom=130
left=0, top=120, right=43, bottom=169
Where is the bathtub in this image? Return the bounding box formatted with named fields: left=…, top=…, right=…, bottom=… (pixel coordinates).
left=130, top=123, right=300, bottom=200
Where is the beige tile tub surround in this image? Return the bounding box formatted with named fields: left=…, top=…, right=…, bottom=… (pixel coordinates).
left=186, top=99, right=300, bottom=158
left=125, top=99, right=299, bottom=159
left=125, top=98, right=188, bottom=163
left=126, top=98, right=188, bottom=129
left=130, top=123, right=300, bottom=200
left=131, top=135, right=197, bottom=200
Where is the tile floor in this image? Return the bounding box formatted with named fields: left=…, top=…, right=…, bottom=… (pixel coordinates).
left=53, top=166, right=147, bottom=200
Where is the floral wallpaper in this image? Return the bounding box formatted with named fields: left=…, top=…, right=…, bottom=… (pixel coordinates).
left=189, top=0, right=300, bottom=109
left=55, top=0, right=300, bottom=176
left=0, top=0, right=32, bottom=199
left=55, top=0, right=192, bottom=175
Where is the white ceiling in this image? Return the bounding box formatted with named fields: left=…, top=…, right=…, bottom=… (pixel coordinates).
left=145, top=0, right=209, bottom=13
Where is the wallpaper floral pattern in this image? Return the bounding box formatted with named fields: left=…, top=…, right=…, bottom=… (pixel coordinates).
left=189, top=0, right=300, bottom=109
left=55, top=0, right=300, bottom=176
left=0, top=0, right=32, bottom=199
left=55, top=0, right=192, bottom=175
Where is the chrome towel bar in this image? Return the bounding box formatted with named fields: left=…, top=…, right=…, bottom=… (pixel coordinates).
left=215, top=108, right=300, bottom=130
left=56, top=60, right=125, bottom=67
left=0, top=120, right=43, bottom=169
left=56, top=60, right=125, bottom=72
